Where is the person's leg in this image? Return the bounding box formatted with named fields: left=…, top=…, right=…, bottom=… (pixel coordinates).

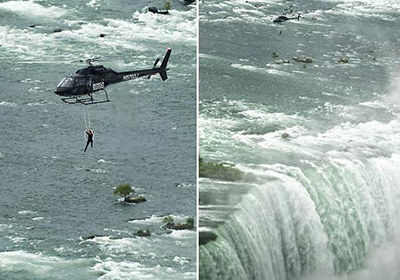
left=84, top=140, right=90, bottom=152
left=91, top=140, right=93, bottom=147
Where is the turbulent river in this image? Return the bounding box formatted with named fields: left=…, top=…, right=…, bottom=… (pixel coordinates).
left=199, top=0, right=400, bottom=279
left=0, top=0, right=196, bottom=279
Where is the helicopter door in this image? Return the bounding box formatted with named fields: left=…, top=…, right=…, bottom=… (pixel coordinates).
left=91, top=76, right=105, bottom=92
left=85, top=77, right=92, bottom=92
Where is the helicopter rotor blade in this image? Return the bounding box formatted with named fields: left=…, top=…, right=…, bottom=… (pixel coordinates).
left=70, top=56, right=103, bottom=64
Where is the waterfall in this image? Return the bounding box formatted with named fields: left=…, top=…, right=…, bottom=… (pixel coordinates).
left=200, top=120, right=400, bottom=280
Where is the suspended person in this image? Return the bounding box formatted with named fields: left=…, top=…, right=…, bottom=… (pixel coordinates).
left=84, top=129, right=94, bottom=152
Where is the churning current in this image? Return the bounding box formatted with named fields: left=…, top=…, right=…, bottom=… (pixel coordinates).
left=0, top=0, right=196, bottom=279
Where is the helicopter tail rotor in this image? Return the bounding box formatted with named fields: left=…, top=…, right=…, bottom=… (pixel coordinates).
left=159, top=48, right=171, bottom=81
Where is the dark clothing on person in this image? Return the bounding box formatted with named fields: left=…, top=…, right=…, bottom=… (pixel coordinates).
left=84, top=130, right=94, bottom=152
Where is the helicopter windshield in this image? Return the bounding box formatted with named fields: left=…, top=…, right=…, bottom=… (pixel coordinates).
left=58, top=77, right=75, bottom=88
left=58, top=76, right=87, bottom=88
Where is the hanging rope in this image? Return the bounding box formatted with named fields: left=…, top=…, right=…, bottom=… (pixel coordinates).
left=82, top=107, right=91, bottom=141
left=82, top=107, right=91, bottom=129
left=87, top=108, right=91, bottom=129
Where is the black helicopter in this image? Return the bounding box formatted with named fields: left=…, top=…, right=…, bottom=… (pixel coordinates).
left=273, top=14, right=301, bottom=23
left=55, top=48, right=171, bottom=105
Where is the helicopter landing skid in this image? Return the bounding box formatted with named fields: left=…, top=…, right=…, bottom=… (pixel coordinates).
left=61, top=90, right=110, bottom=105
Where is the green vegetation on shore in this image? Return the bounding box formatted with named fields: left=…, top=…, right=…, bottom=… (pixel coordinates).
left=199, top=157, right=244, bottom=181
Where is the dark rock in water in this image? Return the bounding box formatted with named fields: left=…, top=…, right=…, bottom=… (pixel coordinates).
left=272, top=52, right=279, bottom=58
left=165, top=222, right=194, bottom=230
left=135, top=229, right=151, bottom=237
left=82, top=234, right=103, bottom=240
left=148, top=7, right=169, bottom=15
left=29, top=24, right=37, bottom=28
left=165, top=222, right=175, bottom=229
left=199, top=231, right=218, bottom=245
left=126, top=195, right=147, bottom=203
left=53, top=28, right=63, bottom=33
left=281, top=132, right=290, bottom=139
left=99, top=33, right=106, bottom=38
left=174, top=223, right=194, bottom=230
left=338, top=57, right=349, bottom=63
left=184, top=0, right=196, bottom=5
left=148, top=7, right=158, bottom=13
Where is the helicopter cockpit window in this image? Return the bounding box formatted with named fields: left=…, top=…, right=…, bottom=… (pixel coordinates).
left=57, top=78, right=67, bottom=87
left=58, top=77, right=75, bottom=88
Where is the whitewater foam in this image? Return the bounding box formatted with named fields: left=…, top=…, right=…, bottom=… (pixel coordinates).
left=0, top=101, right=16, bottom=107
left=0, top=251, right=92, bottom=278
left=0, top=0, right=67, bottom=19
left=18, top=210, right=37, bottom=215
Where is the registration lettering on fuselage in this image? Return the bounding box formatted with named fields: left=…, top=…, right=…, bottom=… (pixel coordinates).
left=92, top=82, right=104, bottom=91
left=123, top=73, right=140, bottom=81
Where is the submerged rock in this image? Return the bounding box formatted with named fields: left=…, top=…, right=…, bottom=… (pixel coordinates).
left=126, top=195, right=147, bottom=203
left=53, top=28, right=63, bottom=33
left=82, top=234, right=103, bottom=240
left=99, top=33, right=106, bottom=38
left=165, top=219, right=194, bottom=230
left=293, top=56, right=313, bottom=63
left=272, top=52, right=279, bottom=58
left=172, top=223, right=194, bottom=230
left=135, top=229, right=151, bottom=237
left=281, top=132, right=290, bottom=139
left=338, top=57, right=349, bottom=63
